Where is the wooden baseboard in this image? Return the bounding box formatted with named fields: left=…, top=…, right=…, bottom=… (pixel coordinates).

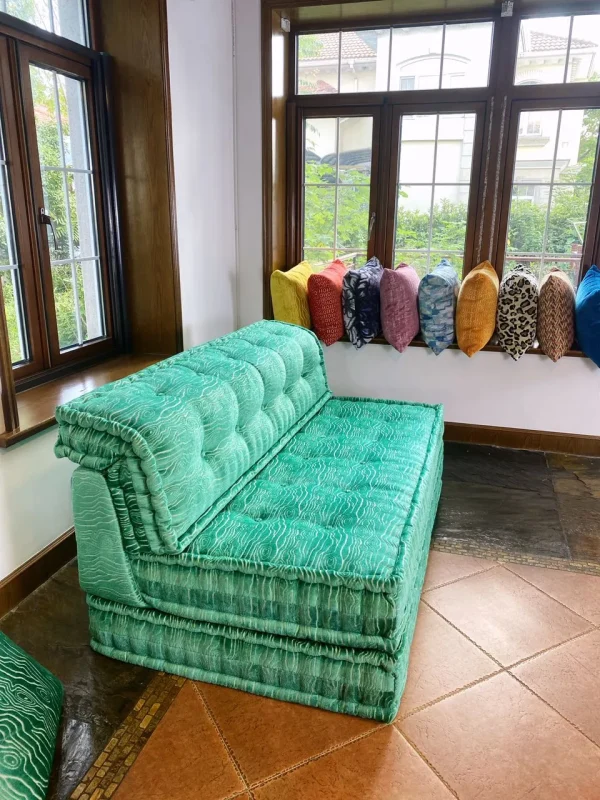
left=0, top=528, right=76, bottom=618
left=444, top=422, right=600, bottom=457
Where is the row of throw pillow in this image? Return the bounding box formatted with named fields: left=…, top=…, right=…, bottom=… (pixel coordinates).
left=271, top=257, right=600, bottom=365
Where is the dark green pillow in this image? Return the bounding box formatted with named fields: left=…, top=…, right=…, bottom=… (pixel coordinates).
left=0, top=632, right=63, bottom=800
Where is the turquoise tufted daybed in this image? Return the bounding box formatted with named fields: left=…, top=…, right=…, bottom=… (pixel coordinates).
left=55, top=321, right=443, bottom=722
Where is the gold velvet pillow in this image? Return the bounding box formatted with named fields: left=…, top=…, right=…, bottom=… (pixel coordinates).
left=270, top=261, right=315, bottom=328
left=456, top=260, right=499, bottom=357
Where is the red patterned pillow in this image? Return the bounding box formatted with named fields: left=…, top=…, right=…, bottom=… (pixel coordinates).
left=308, top=260, right=347, bottom=346
left=381, top=263, right=420, bottom=352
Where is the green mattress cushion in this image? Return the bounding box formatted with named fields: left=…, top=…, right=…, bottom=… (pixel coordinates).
left=130, top=397, right=444, bottom=651
left=55, top=322, right=330, bottom=554
left=0, top=632, right=63, bottom=800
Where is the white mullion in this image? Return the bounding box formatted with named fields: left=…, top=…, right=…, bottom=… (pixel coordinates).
left=10, top=269, right=26, bottom=361
left=52, top=71, right=84, bottom=345
left=333, top=117, right=340, bottom=258
left=426, top=115, right=441, bottom=271
left=539, top=110, right=563, bottom=277
left=563, top=17, right=574, bottom=84
left=41, top=166, right=93, bottom=176
left=48, top=0, right=56, bottom=33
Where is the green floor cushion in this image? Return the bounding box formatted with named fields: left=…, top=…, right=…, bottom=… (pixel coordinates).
left=130, top=398, right=443, bottom=652
left=55, top=322, right=330, bottom=555
left=0, top=633, right=63, bottom=800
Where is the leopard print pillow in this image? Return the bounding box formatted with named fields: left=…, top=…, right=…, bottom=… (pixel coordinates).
left=496, top=266, right=539, bottom=360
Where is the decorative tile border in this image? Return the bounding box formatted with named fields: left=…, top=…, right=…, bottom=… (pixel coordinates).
left=69, top=672, right=185, bottom=800
left=432, top=541, right=600, bottom=577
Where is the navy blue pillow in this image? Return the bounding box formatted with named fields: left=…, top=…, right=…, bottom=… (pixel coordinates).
left=576, top=265, right=600, bottom=367
left=342, top=257, right=384, bottom=349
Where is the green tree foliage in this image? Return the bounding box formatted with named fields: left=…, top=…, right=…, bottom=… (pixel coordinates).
left=304, top=109, right=600, bottom=286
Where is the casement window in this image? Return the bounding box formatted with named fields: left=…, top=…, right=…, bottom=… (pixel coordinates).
left=288, top=9, right=600, bottom=304
left=0, top=0, right=123, bottom=385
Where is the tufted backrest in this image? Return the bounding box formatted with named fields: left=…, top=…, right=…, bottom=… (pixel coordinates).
left=55, top=322, right=330, bottom=554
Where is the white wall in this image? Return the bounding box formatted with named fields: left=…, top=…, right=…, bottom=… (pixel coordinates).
left=168, top=0, right=238, bottom=347
left=232, top=0, right=600, bottom=437
left=0, top=429, right=75, bottom=583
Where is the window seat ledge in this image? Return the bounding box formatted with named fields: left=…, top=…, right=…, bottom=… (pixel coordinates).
left=0, top=354, right=163, bottom=448
left=337, top=336, right=586, bottom=358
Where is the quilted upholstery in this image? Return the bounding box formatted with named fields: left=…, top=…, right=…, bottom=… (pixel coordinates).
left=56, top=321, right=444, bottom=722
left=308, top=259, right=347, bottom=346
left=130, top=398, right=444, bottom=652
left=0, top=633, right=63, bottom=800
left=55, top=322, right=330, bottom=554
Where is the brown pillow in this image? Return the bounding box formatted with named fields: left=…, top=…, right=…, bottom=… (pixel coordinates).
left=537, top=268, right=575, bottom=362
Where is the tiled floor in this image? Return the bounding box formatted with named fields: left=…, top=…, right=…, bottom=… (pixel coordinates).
left=111, top=551, right=600, bottom=800
left=3, top=444, right=600, bottom=798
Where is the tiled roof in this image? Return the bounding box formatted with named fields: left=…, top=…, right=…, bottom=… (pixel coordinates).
left=529, top=30, right=597, bottom=52
left=300, top=31, right=376, bottom=62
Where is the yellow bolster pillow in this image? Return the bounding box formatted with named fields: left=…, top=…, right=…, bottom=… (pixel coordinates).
left=456, top=260, right=499, bottom=357
left=271, top=261, right=315, bottom=328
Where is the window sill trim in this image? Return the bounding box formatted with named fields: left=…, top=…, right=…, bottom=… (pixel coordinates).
left=339, top=336, right=586, bottom=358
left=0, top=353, right=164, bottom=448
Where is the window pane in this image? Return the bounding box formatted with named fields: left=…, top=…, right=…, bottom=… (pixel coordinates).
left=340, top=29, right=389, bottom=93
left=297, top=33, right=340, bottom=94
left=394, top=113, right=477, bottom=273
left=336, top=186, right=370, bottom=250
left=304, top=118, right=337, bottom=184
left=568, top=17, right=600, bottom=83
left=304, top=186, right=335, bottom=248
left=30, top=64, right=106, bottom=351
left=504, top=107, right=600, bottom=284
left=1, top=270, right=27, bottom=364
left=302, top=116, right=374, bottom=261
left=442, top=22, right=493, bottom=89
left=339, top=117, right=372, bottom=184
left=2, top=0, right=87, bottom=45
left=513, top=16, right=600, bottom=85
left=391, top=25, right=443, bottom=91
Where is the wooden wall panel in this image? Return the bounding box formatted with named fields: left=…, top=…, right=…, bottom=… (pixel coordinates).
left=93, top=0, right=181, bottom=355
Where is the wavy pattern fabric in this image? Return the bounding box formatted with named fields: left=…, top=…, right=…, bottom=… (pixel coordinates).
left=0, top=633, right=63, bottom=800
left=131, top=399, right=443, bottom=652
left=538, top=268, right=575, bottom=362
left=56, top=322, right=329, bottom=554
left=56, top=321, right=444, bottom=721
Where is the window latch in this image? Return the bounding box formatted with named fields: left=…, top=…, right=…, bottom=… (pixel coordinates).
left=39, top=207, right=58, bottom=253
left=369, top=211, right=376, bottom=240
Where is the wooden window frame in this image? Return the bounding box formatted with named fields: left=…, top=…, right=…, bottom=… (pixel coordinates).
left=0, top=5, right=126, bottom=395
left=284, top=4, right=600, bottom=295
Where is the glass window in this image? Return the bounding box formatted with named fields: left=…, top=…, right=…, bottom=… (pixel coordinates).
left=504, top=108, right=600, bottom=285
left=394, top=112, right=477, bottom=276
left=31, top=64, right=104, bottom=350
left=515, top=15, right=600, bottom=86
left=302, top=116, right=373, bottom=266
left=0, top=0, right=88, bottom=46
left=298, top=21, right=493, bottom=94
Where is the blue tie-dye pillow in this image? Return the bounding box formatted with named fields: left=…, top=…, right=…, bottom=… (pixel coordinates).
left=342, top=257, right=384, bottom=349
left=418, top=259, right=461, bottom=355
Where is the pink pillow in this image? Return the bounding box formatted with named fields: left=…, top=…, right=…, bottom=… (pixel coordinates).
left=381, top=263, right=420, bottom=352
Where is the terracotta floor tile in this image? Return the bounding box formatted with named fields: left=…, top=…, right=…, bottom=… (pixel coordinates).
left=401, top=672, right=600, bottom=800
left=512, top=630, right=600, bottom=745
left=506, top=562, right=600, bottom=625
left=113, top=682, right=245, bottom=800
left=196, top=681, right=380, bottom=785
left=425, top=565, right=592, bottom=665
left=423, top=550, right=495, bottom=591
left=397, top=603, right=497, bottom=717
left=253, top=726, right=453, bottom=800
